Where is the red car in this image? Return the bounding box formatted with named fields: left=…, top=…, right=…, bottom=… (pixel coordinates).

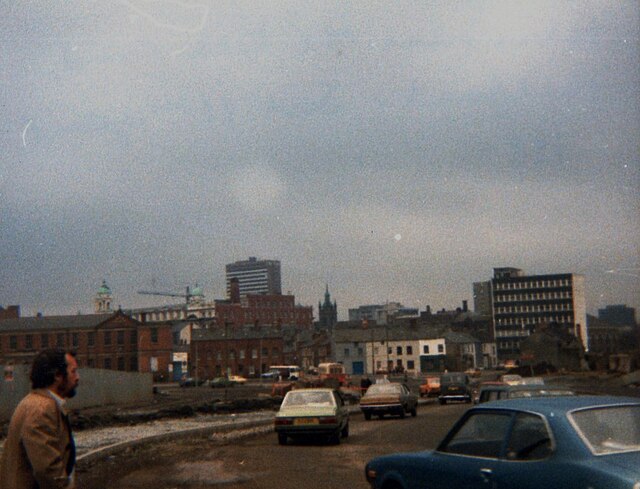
left=419, top=376, right=441, bottom=397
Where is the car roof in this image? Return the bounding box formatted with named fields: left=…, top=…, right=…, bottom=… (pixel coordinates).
left=285, top=387, right=336, bottom=393
left=476, top=395, right=640, bottom=415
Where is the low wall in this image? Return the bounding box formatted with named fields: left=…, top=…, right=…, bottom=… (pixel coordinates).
left=1, top=365, right=153, bottom=422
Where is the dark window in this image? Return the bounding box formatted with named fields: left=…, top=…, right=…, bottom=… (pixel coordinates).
left=104, top=331, right=111, bottom=346
left=262, top=347, right=268, bottom=356
left=407, top=345, right=413, bottom=355
left=25, top=334, right=33, bottom=349
left=397, top=346, right=403, bottom=355
left=437, top=344, right=444, bottom=353
left=151, top=328, right=158, bottom=343
left=440, top=412, right=512, bottom=459
left=272, top=347, right=279, bottom=357
left=506, top=413, right=552, bottom=460
left=87, top=358, right=95, bottom=368
left=104, top=358, right=112, bottom=369
left=407, top=360, right=415, bottom=370
left=117, top=357, right=125, bottom=371
left=72, top=333, right=79, bottom=347
left=173, top=332, right=180, bottom=344
left=130, top=356, right=138, bottom=371
left=88, top=332, right=95, bottom=347
left=130, top=330, right=137, bottom=344
left=117, top=330, right=124, bottom=345
left=423, top=345, right=429, bottom=354
left=56, top=333, right=64, bottom=347
left=41, top=333, right=49, bottom=348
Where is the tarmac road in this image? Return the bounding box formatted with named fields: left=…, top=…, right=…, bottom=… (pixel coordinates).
left=77, top=400, right=467, bottom=489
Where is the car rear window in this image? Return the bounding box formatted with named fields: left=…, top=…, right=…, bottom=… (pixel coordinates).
left=283, top=391, right=334, bottom=407
left=366, top=383, right=401, bottom=395
left=569, top=405, right=640, bottom=455
left=441, top=374, right=465, bottom=384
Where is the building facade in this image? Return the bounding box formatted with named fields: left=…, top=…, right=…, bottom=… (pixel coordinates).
left=0, top=311, right=173, bottom=379
left=225, top=257, right=282, bottom=298
left=598, top=304, right=637, bottom=326
left=190, top=326, right=285, bottom=379
left=488, top=267, right=588, bottom=359
left=348, top=303, right=419, bottom=326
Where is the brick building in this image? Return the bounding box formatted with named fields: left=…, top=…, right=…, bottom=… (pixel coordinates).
left=190, top=326, right=285, bottom=379
left=0, top=311, right=172, bottom=379
left=215, top=294, right=313, bottom=330
left=0, top=305, right=20, bottom=321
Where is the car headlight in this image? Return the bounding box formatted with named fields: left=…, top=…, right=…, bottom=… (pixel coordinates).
left=633, top=483, right=640, bottom=489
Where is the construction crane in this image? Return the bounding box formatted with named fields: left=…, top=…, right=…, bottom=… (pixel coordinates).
left=138, top=286, right=192, bottom=304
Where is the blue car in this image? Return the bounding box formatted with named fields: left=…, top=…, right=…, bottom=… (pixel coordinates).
left=365, top=396, right=640, bottom=489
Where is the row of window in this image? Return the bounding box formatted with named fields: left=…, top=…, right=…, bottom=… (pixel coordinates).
left=345, top=344, right=446, bottom=357
left=2, top=328, right=158, bottom=350
left=375, top=359, right=416, bottom=370
left=494, top=279, right=571, bottom=290
left=203, top=347, right=279, bottom=362
left=496, top=315, right=573, bottom=326
left=495, top=291, right=573, bottom=302
left=83, top=356, right=138, bottom=371
left=495, top=303, right=573, bottom=314
left=495, top=329, right=532, bottom=338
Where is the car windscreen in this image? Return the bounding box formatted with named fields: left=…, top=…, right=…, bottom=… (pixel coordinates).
left=569, top=405, right=640, bottom=454
left=282, top=391, right=334, bottom=407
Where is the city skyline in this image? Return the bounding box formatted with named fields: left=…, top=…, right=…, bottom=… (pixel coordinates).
left=1, top=3, right=638, bottom=319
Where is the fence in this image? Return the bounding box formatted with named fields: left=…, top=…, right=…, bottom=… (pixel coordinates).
left=1, top=364, right=153, bottom=422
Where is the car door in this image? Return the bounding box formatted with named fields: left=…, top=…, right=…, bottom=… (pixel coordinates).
left=415, top=410, right=514, bottom=489
left=490, top=412, right=561, bottom=489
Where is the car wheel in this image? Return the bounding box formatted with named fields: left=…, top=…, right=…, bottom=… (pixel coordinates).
left=439, top=399, right=446, bottom=405
left=364, top=411, right=372, bottom=420
left=330, top=431, right=341, bottom=445
left=399, top=409, right=405, bottom=419
left=341, top=422, right=349, bottom=438
left=278, top=433, right=287, bottom=445
left=411, top=407, right=417, bottom=417
left=377, top=413, right=384, bottom=420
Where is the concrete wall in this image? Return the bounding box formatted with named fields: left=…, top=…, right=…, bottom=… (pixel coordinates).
left=1, top=364, right=153, bottom=422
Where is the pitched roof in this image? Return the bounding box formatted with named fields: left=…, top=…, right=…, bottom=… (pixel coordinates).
left=0, top=312, right=126, bottom=332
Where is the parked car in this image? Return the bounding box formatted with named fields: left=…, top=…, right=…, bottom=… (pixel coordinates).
left=274, top=388, right=349, bottom=445
left=210, top=377, right=235, bottom=388
left=419, top=376, right=441, bottom=398
left=438, top=372, right=472, bottom=404
left=476, top=381, right=575, bottom=404
left=360, top=382, right=418, bottom=420
left=465, top=367, right=482, bottom=378
left=261, top=371, right=279, bottom=379
left=365, top=396, right=640, bottom=489
left=500, top=374, right=524, bottom=385
left=228, top=375, right=247, bottom=384
left=179, top=376, right=205, bottom=387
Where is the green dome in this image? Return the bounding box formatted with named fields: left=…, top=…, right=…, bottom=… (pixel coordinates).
left=192, top=285, right=204, bottom=297
left=97, top=279, right=111, bottom=295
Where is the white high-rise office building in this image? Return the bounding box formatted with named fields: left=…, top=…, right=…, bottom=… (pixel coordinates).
left=225, top=257, right=282, bottom=299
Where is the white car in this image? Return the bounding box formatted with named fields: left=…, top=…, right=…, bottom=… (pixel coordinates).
left=228, top=375, right=247, bottom=384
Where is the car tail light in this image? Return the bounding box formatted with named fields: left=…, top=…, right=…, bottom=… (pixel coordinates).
left=274, top=418, right=293, bottom=426
left=319, top=417, right=338, bottom=424
left=365, top=467, right=377, bottom=483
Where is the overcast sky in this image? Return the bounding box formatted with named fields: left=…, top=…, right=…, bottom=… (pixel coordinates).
left=1, top=1, right=638, bottom=320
